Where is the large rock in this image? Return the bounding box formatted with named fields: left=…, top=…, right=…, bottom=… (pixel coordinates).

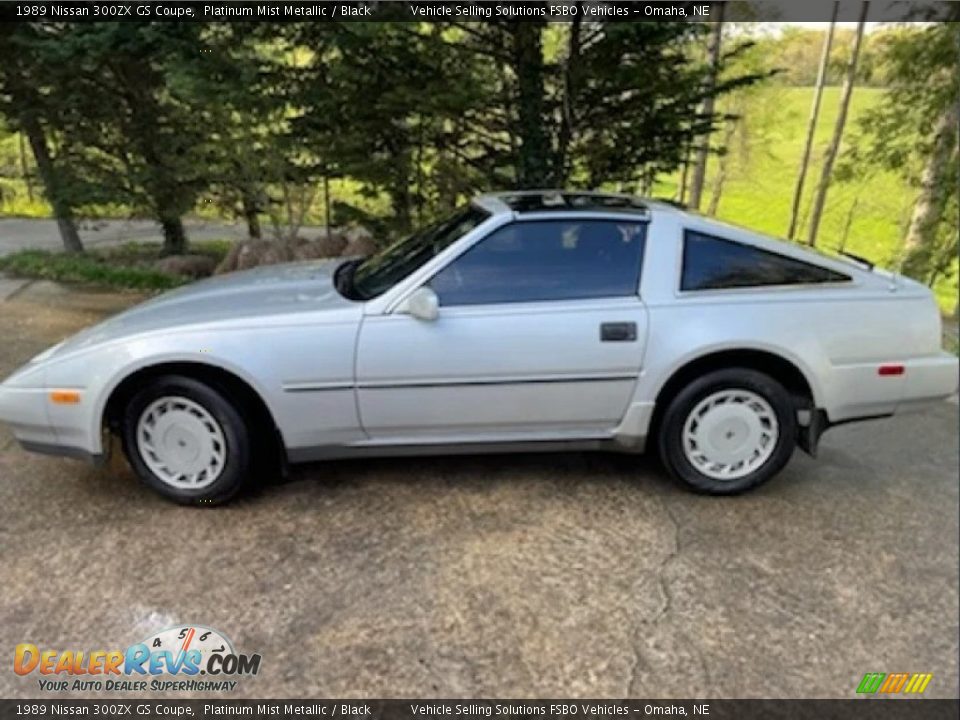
left=313, top=233, right=349, bottom=257
left=228, top=240, right=295, bottom=272
left=341, top=226, right=377, bottom=258
left=214, top=227, right=369, bottom=275
left=154, top=254, right=218, bottom=279
left=217, top=242, right=243, bottom=274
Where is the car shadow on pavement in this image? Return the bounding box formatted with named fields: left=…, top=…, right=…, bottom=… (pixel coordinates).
left=273, top=449, right=677, bottom=496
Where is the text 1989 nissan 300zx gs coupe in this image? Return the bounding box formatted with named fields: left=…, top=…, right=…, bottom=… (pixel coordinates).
left=0, top=192, right=957, bottom=504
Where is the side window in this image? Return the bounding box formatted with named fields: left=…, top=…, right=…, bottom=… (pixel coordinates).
left=430, top=220, right=646, bottom=306
left=681, top=230, right=851, bottom=291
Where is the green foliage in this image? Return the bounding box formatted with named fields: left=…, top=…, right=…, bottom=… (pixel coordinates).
left=945, top=332, right=960, bottom=358
left=748, top=25, right=894, bottom=87
left=838, top=22, right=959, bottom=288
left=842, top=24, right=958, bottom=178
left=0, top=240, right=230, bottom=291
left=0, top=20, right=954, bottom=314
left=0, top=250, right=185, bottom=290
left=289, top=22, right=501, bottom=232
left=0, top=20, right=763, bottom=238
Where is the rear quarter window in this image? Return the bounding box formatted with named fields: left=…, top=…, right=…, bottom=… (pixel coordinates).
left=681, top=230, right=851, bottom=291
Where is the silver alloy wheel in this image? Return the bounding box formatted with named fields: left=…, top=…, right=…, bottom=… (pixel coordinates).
left=136, top=396, right=227, bottom=489
left=681, top=389, right=779, bottom=481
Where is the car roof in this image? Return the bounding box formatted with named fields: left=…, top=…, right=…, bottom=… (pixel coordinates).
left=474, top=190, right=660, bottom=219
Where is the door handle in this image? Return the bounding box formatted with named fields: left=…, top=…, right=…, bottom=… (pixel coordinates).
left=600, top=322, right=637, bottom=342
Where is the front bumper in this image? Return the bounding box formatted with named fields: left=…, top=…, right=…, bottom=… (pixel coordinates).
left=0, top=386, right=56, bottom=447
left=18, top=440, right=105, bottom=464
left=0, top=383, right=101, bottom=463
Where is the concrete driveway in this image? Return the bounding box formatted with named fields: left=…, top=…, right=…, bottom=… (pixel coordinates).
left=0, top=282, right=957, bottom=699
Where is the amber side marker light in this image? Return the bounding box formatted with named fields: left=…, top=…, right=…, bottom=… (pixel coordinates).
left=49, top=390, right=81, bottom=405
left=878, top=364, right=905, bottom=376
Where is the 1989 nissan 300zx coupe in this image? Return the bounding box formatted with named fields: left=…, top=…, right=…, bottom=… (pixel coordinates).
left=1, top=192, right=957, bottom=504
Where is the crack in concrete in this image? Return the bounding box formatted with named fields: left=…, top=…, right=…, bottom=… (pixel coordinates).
left=625, top=494, right=683, bottom=696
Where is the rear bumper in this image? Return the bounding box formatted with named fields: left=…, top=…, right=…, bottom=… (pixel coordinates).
left=825, top=352, right=958, bottom=422
left=897, top=352, right=960, bottom=412
left=802, top=352, right=956, bottom=456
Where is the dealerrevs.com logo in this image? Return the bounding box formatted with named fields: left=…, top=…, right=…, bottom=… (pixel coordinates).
left=14, top=625, right=261, bottom=693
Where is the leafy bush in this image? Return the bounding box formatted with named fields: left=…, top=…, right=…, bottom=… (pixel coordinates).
left=0, top=240, right=232, bottom=291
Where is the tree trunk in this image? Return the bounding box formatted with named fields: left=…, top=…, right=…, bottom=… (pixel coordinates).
left=511, top=22, right=550, bottom=188
left=706, top=121, right=736, bottom=216
left=556, top=8, right=582, bottom=186
left=687, top=2, right=726, bottom=211
left=20, top=112, right=83, bottom=253
left=838, top=197, right=859, bottom=252
left=901, top=102, right=959, bottom=278
left=323, top=175, right=332, bottom=242
left=787, top=2, right=838, bottom=239
left=159, top=216, right=187, bottom=256
left=241, top=190, right=262, bottom=239
left=805, top=1, right=868, bottom=248
left=706, top=166, right=726, bottom=215
left=678, top=142, right=692, bottom=204
left=18, top=132, right=34, bottom=203
left=389, top=160, right=412, bottom=234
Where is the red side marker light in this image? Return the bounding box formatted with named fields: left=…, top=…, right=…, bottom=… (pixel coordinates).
left=878, top=364, right=905, bottom=376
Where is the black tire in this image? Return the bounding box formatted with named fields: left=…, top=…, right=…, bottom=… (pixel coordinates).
left=121, top=375, right=253, bottom=506
left=657, top=368, right=797, bottom=495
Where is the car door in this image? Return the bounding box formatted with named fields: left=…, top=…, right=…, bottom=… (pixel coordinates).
left=354, top=217, right=649, bottom=442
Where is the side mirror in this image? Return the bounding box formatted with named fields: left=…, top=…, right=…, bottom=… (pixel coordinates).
left=399, top=286, right=439, bottom=321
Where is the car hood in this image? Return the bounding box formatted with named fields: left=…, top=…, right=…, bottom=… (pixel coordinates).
left=44, top=259, right=356, bottom=359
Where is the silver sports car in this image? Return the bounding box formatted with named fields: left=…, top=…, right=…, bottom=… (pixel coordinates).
left=1, top=191, right=956, bottom=504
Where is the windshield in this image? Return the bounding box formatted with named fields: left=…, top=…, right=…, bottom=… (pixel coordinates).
left=348, top=205, right=491, bottom=300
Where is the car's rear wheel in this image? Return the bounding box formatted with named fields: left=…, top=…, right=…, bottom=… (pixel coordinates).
left=657, top=368, right=797, bottom=494
left=122, top=375, right=252, bottom=505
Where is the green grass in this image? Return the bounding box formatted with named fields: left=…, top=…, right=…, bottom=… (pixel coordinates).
left=0, top=240, right=230, bottom=291
left=93, top=239, right=232, bottom=265
left=656, top=86, right=958, bottom=314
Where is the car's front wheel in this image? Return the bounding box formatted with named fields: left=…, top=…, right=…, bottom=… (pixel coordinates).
left=657, top=368, right=797, bottom=494
left=122, top=375, right=253, bottom=505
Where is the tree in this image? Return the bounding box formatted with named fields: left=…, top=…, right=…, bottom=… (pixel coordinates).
left=902, top=102, right=958, bottom=277
left=435, top=19, right=764, bottom=195
left=1, top=19, right=768, bottom=248
left=567, top=20, right=754, bottom=189
left=0, top=24, right=84, bottom=253
left=705, top=119, right=736, bottom=215
left=841, top=19, right=959, bottom=284
left=688, top=2, right=726, bottom=210
left=31, top=24, right=216, bottom=254
left=290, top=20, right=496, bottom=234
left=805, top=1, right=869, bottom=248
left=787, top=2, right=838, bottom=239
left=180, top=23, right=300, bottom=240
left=701, top=22, right=784, bottom=216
